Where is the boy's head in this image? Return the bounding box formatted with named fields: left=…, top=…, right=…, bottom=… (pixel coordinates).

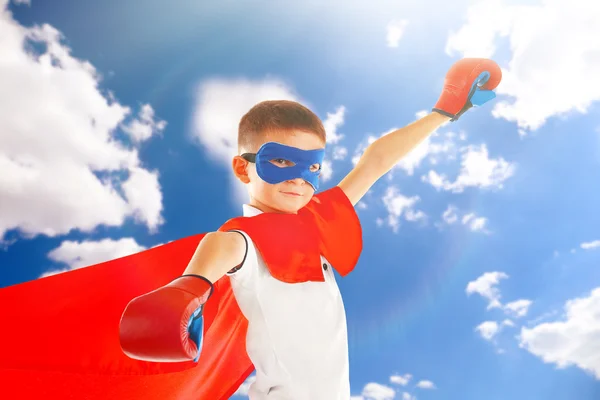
left=232, top=100, right=327, bottom=214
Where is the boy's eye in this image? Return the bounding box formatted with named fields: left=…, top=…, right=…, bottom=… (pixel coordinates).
left=270, top=158, right=295, bottom=167
left=268, top=159, right=320, bottom=171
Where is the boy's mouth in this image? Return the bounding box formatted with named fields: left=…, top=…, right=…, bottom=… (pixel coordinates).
left=280, top=191, right=302, bottom=197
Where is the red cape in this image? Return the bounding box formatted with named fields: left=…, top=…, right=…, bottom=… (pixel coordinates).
left=0, top=186, right=362, bottom=400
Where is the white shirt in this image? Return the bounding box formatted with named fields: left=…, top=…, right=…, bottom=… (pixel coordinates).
left=226, top=204, right=351, bottom=400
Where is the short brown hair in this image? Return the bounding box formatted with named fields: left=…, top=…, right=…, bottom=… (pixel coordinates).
left=238, top=100, right=326, bottom=151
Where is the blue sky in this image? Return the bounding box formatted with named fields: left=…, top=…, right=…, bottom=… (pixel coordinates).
left=1, top=0, right=600, bottom=399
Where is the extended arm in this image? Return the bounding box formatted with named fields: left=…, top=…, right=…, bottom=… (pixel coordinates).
left=338, top=58, right=502, bottom=206
left=119, top=231, right=247, bottom=363
left=183, top=231, right=247, bottom=282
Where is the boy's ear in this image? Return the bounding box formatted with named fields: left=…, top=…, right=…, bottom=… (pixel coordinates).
left=232, top=156, right=250, bottom=184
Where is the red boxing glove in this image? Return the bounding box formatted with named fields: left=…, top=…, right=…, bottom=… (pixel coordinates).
left=119, top=275, right=213, bottom=362
left=433, top=58, right=502, bottom=121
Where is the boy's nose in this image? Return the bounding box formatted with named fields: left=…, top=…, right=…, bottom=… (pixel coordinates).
left=286, top=178, right=306, bottom=185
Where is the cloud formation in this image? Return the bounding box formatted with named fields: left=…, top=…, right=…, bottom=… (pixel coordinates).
left=446, top=0, right=600, bottom=133
left=519, top=287, right=600, bottom=379
left=43, top=238, right=146, bottom=277
left=0, top=5, right=165, bottom=242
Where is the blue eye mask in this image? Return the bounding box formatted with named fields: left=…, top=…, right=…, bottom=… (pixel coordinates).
left=241, top=142, right=325, bottom=190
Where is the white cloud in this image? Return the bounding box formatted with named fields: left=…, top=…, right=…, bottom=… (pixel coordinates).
left=476, top=320, right=500, bottom=341
left=438, top=205, right=490, bottom=234
left=381, top=186, right=426, bottom=232
left=422, top=144, right=515, bottom=193
left=232, top=374, right=256, bottom=396
left=446, top=0, right=600, bottom=133
left=442, top=205, right=459, bottom=224
left=422, top=170, right=444, bottom=190
left=476, top=319, right=518, bottom=348
left=390, top=374, right=412, bottom=386
left=405, top=209, right=426, bottom=222
left=466, top=271, right=509, bottom=310
left=43, top=237, right=146, bottom=277
left=122, top=103, right=167, bottom=143
left=332, top=146, right=348, bottom=160
left=467, top=273, right=534, bottom=348
left=321, top=159, right=333, bottom=182
left=356, top=374, right=434, bottom=400
left=502, top=319, right=515, bottom=327
left=436, top=204, right=489, bottom=233
left=462, top=212, right=488, bottom=233
left=12, top=0, right=30, bottom=5
left=581, top=240, right=600, bottom=250
left=504, top=299, right=533, bottom=318
left=361, top=382, right=395, bottom=400
left=321, top=106, right=348, bottom=180
left=401, top=393, right=416, bottom=400
left=324, top=105, right=345, bottom=144
left=191, top=78, right=300, bottom=203
left=526, top=310, right=560, bottom=328
left=519, top=287, right=600, bottom=379
left=416, top=380, right=436, bottom=389
left=0, top=6, right=165, bottom=242
left=121, top=166, right=164, bottom=232
left=428, top=137, right=459, bottom=160
left=386, top=19, right=409, bottom=48
left=467, top=282, right=531, bottom=319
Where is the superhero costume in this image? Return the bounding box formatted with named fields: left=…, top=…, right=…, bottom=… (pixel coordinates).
left=0, top=57, right=501, bottom=399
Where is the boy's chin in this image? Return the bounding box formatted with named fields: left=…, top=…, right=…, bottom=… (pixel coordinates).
left=272, top=196, right=310, bottom=213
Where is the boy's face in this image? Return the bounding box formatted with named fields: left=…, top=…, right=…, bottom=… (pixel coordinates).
left=234, top=130, right=325, bottom=214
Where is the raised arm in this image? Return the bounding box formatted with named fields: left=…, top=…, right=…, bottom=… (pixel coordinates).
left=338, top=58, right=502, bottom=206
left=338, top=112, right=449, bottom=205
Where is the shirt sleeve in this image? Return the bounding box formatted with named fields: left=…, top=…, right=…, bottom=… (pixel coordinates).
left=310, top=185, right=362, bottom=238
left=305, top=186, right=363, bottom=277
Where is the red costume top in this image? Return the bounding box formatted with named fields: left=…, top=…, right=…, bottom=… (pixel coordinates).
left=0, top=186, right=362, bottom=400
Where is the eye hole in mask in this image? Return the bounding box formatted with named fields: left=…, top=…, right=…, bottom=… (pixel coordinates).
left=270, top=158, right=321, bottom=173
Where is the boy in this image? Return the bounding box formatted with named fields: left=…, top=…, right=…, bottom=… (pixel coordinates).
left=120, top=58, right=502, bottom=399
